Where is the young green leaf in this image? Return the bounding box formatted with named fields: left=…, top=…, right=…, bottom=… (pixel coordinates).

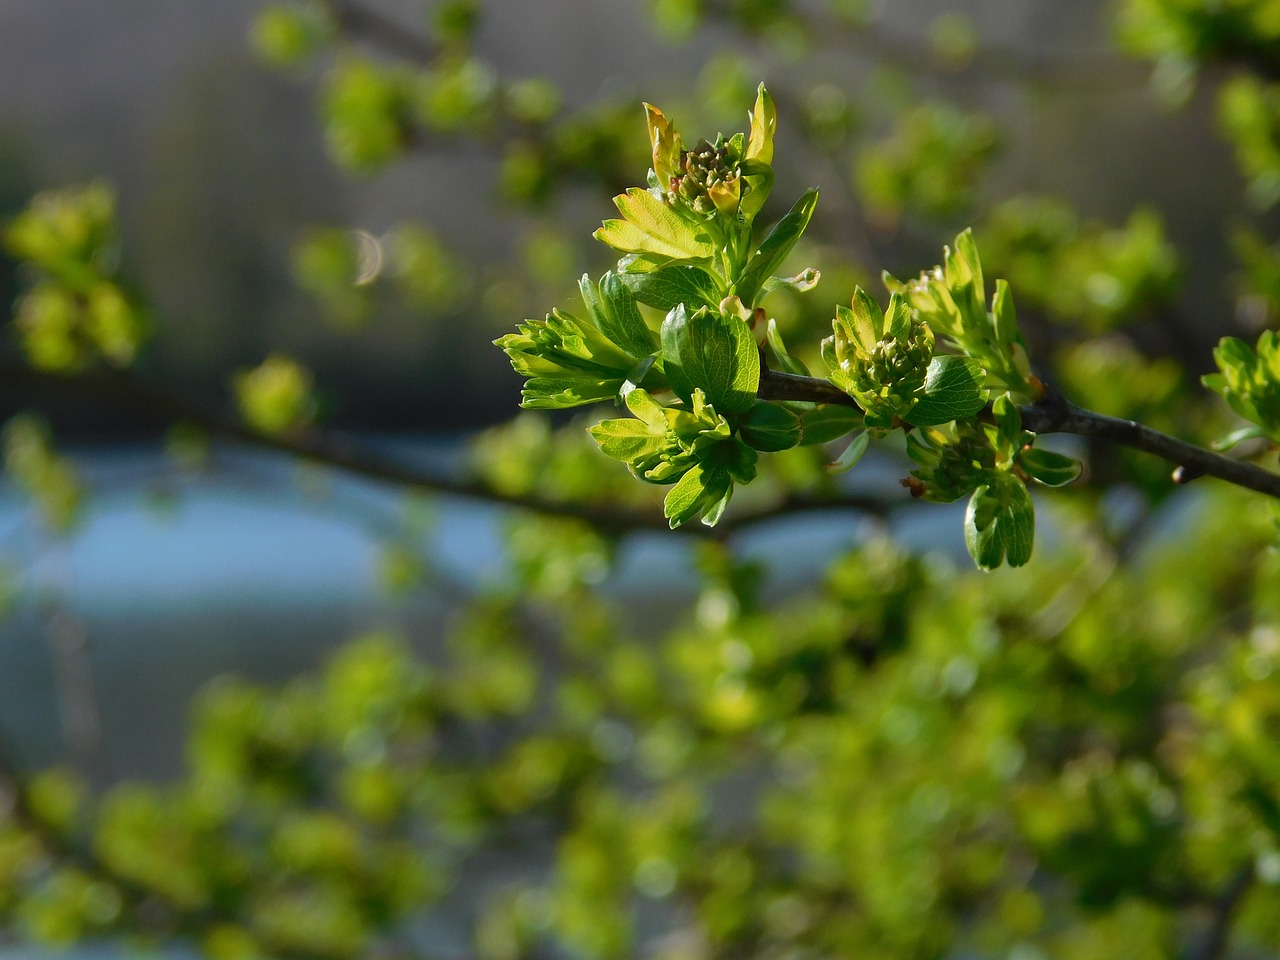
left=765, top=318, right=810, bottom=376
left=828, top=430, right=870, bottom=473
left=1211, top=423, right=1267, bottom=451
left=965, top=476, right=1034, bottom=570
left=949, top=227, right=985, bottom=301
left=991, top=394, right=1023, bottom=447
left=664, top=462, right=734, bottom=528
left=579, top=272, right=659, bottom=360
left=645, top=102, right=682, bottom=189
left=1017, top=447, right=1082, bottom=487
left=733, top=188, right=819, bottom=307
left=596, top=187, right=717, bottom=261
left=739, top=401, right=802, bottom=452
left=760, top=267, right=820, bottom=297
left=661, top=305, right=761, bottom=414
left=844, top=286, right=885, bottom=353
left=799, top=405, right=863, bottom=445
left=615, top=264, right=725, bottom=313
left=991, top=278, right=1018, bottom=349
left=745, top=83, right=776, bottom=166
left=519, top=376, right=622, bottom=409
left=589, top=417, right=667, bottom=464
left=903, top=356, right=988, bottom=426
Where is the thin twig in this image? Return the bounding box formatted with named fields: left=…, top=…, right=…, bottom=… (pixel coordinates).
left=700, top=0, right=1149, bottom=93
left=757, top=368, right=1280, bottom=500
left=1019, top=391, right=1280, bottom=499
left=327, top=0, right=439, bottom=63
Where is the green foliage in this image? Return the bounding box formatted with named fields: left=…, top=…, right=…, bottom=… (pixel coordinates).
left=1204, top=329, right=1280, bottom=444
left=8, top=490, right=1277, bottom=957
left=855, top=101, right=998, bottom=224
left=1117, top=0, right=1280, bottom=72
left=12, top=3, right=1280, bottom=959
left=979, top=198, right=1181, bottom=331
left=292, top=227, right=374, bottom=329
left=234, top=354, right=317, bottom=435
left=2, top=415, right=83, bottom=532
left=495, top=273, right=661, bottom=410
left=1219, top=74, right=1280, bottom=209
left=4, top=184, right=148, bottom=370
left=1234, top=228, right=1280, bottom=325
left=321, top=57, right=411, bottom=172
left=250, top=2, right=333, bottom=67
left=498, top=92, right=1083, bottom=564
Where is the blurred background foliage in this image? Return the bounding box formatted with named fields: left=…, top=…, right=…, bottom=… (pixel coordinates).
left=3, top=0, right=1280, bottom=957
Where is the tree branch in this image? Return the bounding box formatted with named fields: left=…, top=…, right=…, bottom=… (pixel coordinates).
left=327, top=0, right=439, bottom=63
left=757, top=368, right=863, bottom=409
left=1185, top=865, right=1253, bottom=960
left=1019, top=390, right=1280, bottom=499
left=757, top=367, right=1280, bottom=499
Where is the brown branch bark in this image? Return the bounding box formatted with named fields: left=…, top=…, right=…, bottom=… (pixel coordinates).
left=1019, top=391, right=1280, bottom=499
left=756, top=367, right=1280, bottom=500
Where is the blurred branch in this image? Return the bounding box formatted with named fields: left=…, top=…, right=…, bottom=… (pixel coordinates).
left=327, top=0, right=439, bottom=63
left=702, top=0, right=1149, bottom=93
left=2, top=363, right=897, bottom=537
left=45, top=604, right=107, bottom=788
left=1185, top=864, right=1253, bottom=960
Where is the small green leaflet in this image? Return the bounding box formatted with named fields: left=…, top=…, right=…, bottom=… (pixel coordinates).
left=828, top=431, right=869, bottom=473
left=904, top=356, right=988, bottom=427
left=765, top=318, right=810, bottom=376
left=1017, top=447, right=1082, bottom=487
left=664, top=462, right=733, bottom=528
left=579, top=272, right=659, bottom=360
left=733, top=188, right=818, bottom=307
left=520, top=376, right=622, bottom=409
left=799, top=405, right=863, bottom=446
left=661, top=305, right=760, bottom=414
left=760, top=267, right=820, bottom=297
left=965, top=476, right=1034, bottom=570
left=616, top=264, right=725, bottom=313
left=589, top=417, right=665, bottom=464
left=739, top=401, right=801, bottom=452
left=991, top=279, right=1018, bottom=350
left=596, top=188, right=716, bottom=262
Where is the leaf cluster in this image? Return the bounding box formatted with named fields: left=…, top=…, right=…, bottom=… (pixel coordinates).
left=498, top=90, right=1083, bottom=568
left=3, top=184, right=148, bottom=371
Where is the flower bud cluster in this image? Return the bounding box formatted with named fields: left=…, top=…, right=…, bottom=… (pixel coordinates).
left=850, top=318, right=933, bottom=406
left=663, top=136, right=747, bottom=221
left=824, top=290, right=934, bottom=428
left=905, top=420, right=998, bottom=502
left=672, top=139, right=740, bottom=214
